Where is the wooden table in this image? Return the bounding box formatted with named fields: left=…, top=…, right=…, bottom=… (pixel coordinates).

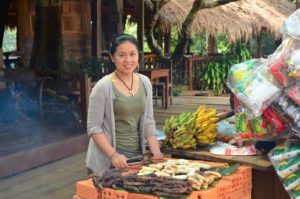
left=162, top=148, right=290, bottom=199
left=140, top=69, right=170, bottom=109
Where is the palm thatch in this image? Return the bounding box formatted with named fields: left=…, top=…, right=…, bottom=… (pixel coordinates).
left=155, top=0, right=295, bottom=42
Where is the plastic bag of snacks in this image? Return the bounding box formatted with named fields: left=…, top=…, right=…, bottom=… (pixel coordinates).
left=278, top=95, right=300, bottom=130
left=286, top=48, right=300, bottom=79
left=269, top=143, right=300, bottom=162
left=281, top=9, right=300, bottom=40
left=269, top=142, right=300, bottom=199
left=235, top=112, right=269, bottom=140
left=287, top=82, right=300, bottom=105
left=291, top=185, right=300, bottom=199
left=227, top=59, right=281, bottom=117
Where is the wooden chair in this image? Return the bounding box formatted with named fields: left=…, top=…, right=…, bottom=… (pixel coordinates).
left=143, top=54, right=173, bottom=108
left=153, top=58, right=173, bottom=107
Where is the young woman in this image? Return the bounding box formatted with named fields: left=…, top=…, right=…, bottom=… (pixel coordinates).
left=86, top=34, right=163, bottom=176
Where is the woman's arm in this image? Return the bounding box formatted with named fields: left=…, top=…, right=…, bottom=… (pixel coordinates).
left=92, top=133, right=128, bottom=168
left=88, top=81, right=128, bottom=168
left=146, top=135, right=164, bottom=160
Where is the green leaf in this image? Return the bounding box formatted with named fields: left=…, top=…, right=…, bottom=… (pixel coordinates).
left=212, top=164, right=240, bottom=176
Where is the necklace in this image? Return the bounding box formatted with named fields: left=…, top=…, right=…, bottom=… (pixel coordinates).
left=114, top=72, right=134, bottom=96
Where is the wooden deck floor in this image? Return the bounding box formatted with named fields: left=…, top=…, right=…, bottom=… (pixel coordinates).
left=0, top=94, right=230, bottom=199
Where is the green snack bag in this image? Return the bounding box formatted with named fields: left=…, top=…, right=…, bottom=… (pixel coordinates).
left=250, top=116, right=267, bottom=138
left=236, top=112, right=250, bottom=139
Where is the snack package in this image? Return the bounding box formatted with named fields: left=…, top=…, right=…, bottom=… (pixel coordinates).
left=249, top=116, right=268, bottom=138
left=278, top=96, right=300, bottom=129
left=275, top=156, right=300, bottom=178
left=235, top=112, right=250, bottom=139
left=236, top=73, right=281, bottom=117
left=286, top=49, right=300, bottom=78
left=269, top=142, right=300, bottom=199
left=283, top=170, right=300, bottom=190
left=287, top=82, right=300, bottom=105
left=269, top=143, right=300, bottom=162
left=281, top=9, right=300, bottom=40
left=227, top=59, right=258, bottom=93
left=291, top=185, right=300, bottom=199
left=268, top=58, right=293, bottom=87
left=262, top=106, right=285, bottom=134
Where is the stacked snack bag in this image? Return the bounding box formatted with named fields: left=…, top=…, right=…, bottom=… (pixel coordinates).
left=269, top=143, right=300, bottom=199
left=227, top=9, right=300, bottom=199
left=227, top=9, right=300, bottom=140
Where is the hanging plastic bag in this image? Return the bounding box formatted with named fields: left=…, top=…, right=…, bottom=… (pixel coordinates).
left=281, top=9, right=300, bottom=40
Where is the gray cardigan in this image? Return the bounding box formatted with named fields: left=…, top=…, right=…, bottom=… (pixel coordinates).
left=85, top=73, right=157, bottom=176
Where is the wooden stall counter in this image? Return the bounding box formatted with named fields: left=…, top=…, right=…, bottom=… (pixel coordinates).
left=162, top=148, right=290, bottom=199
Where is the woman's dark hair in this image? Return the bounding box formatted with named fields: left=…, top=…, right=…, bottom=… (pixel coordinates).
left=109, top=34, right=140, bottom=55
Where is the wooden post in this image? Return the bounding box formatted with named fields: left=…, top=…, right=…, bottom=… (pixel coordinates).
left=257, top=33, right=263, bottom=58
left=188, top=58, right=193, bottom=90
left=208, top=35, right=216, bottom=53
left=164, top=31, right=171, bottom=55
left=80, top=73, right=91, bottom=131
left=0, top=0, right=9, bottom=68
left=91, top=0, right=102, bottom=58
left=137, top=0, right=144, bottom=69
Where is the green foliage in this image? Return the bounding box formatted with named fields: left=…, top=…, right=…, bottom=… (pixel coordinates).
left=172, top=85, right=185, bottom=96
left=2, top=28, right=17, bottom=52
left=124, top=15, right=150, bottom=52
left=189, top=32, right=207, bottom=53
left=247, top=31, right=277, bottom=57
left=170, top=27, right=180, bottom=53
left=65, top=57, right=110, bottom=81
left=203, top=40, right=252, bottom=95
left=216, top=34, right=231, bottom=54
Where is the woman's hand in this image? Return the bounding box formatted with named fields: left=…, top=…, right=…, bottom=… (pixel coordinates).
left=151, top=152, right=164, bottom=160
left=111, top=153, right=128, bottom=168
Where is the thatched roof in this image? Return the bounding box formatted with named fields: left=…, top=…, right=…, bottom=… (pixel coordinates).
left=155, top=0, right=296, bottom=42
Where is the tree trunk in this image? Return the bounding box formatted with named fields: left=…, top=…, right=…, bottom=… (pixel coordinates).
left=145, top=0, right=170, bottom=57
left=0, top=0, right=9, bottom=68
left=107, top=0, right=123, bottom=43
left=171, top=0, right=203, bottom=64
left=146, top=0, right=238, bottom=65
left=29, top=0, right=64, bottom=72
left=256, top=33, right=262, bottom=58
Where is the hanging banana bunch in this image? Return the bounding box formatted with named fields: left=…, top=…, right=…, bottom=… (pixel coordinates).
left=195, top=105, right=218, bottom=145
left=163, top=112, right=197, bottom=150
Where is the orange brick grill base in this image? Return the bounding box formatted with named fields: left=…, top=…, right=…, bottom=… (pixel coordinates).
left=75, top=166, right=252, bottom=199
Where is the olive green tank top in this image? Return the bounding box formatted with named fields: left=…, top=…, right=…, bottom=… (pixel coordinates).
left=112, top=78, right=146, bottom=153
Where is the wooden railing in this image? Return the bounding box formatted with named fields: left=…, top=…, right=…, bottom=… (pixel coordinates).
left=186, top=55, right=216, bottom=90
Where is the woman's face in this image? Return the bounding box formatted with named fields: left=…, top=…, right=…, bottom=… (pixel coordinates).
left=111, top=41, right=139, bottom=75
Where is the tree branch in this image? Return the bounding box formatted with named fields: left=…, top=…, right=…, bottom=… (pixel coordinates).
left=202, top=0, right=238, bottom=8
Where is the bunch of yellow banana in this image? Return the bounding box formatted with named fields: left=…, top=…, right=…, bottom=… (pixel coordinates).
left=194, top=105, right=218, bottom=145
left=163, top=112, right=197, bottom=150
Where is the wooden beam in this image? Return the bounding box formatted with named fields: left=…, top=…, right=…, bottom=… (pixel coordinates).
left=91, top=0, right=102, bottom=58
left=137, top=0, right=144, bottom=69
